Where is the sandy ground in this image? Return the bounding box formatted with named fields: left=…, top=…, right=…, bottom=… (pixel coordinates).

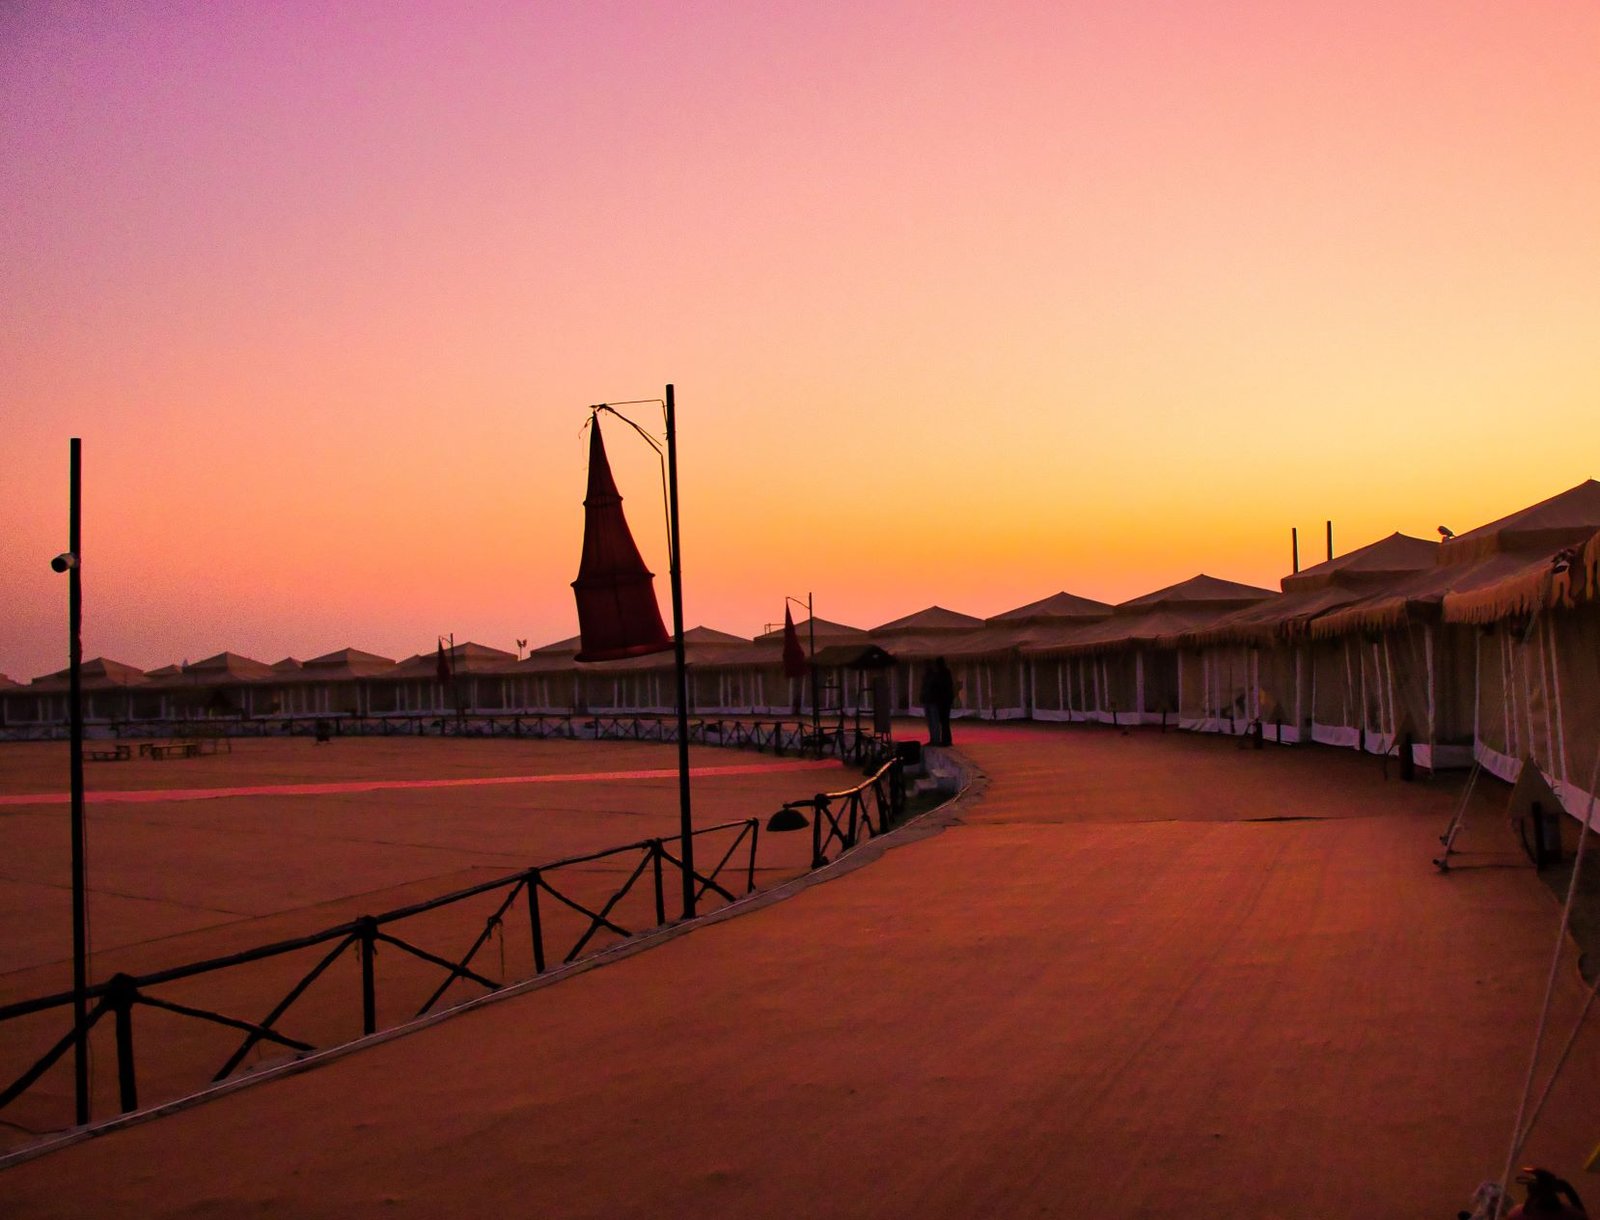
left=2, top=723, right=1597, bottom=1217
left=0, top=736, right=846, bottom=1134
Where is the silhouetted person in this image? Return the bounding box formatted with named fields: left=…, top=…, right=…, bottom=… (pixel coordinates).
left=871, top=669, right=892, bottom=739
left=920, top=657, right=955, bottom=747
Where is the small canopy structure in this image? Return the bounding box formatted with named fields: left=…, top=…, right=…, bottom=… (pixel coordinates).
left=988, top=591, right=1116, bottom=627
left=752, top=617, right=869, bottom=646
left=868, top=606, right=988, bottom=719
left=382, top=642, right=518, bottom=714
left=1305, top=481, right=1600, bottom=774
left=943, top=592, right=1116, bottom=720
left=1423, top=482, right=1600, bottom=808
left=26, top=657, right=152, bottom=723
left=750, top=618, right=870, bottom=715
left=870, top=606, right=984, bottom=639
left=390, top=642, right=516, bottom=679
left=299, top=648, right=397, bottom=678
left=143, top=651, right=278, bottom=717
left=1168, top=534, right=1439, bottom=741
left=1023, top=576, right=1274, bottom=726
left=183, top=651, right=277, bottom=682
left=31, top=657, right=151, bottom=691
left=1186, top=534, right=1440, bottom=648
left=501, top=635, right=584, bottom=713
left=281, top=648, right=398, bottom=717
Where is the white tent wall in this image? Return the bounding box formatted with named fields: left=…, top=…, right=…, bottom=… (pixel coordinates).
left=1373, top=624, right=1425, bottom=766
left=753, top=661, right=797, bottom=714
left=1178, top=644, right=1255, bottom=735
left=1090, top=651, right=1140, bottom=726
left=1545, top=604, right=1600, bottom=826
left=1255, top=642, right=1305, bottom=743
left=1356, top=636, right=1396, bottom=756
left=1310, top=637, right=1360, bottom=749
left=814, top=663, right=864, bottom=715
left=1422, top=625, right=1477, bottom=771
left=947, top=650, right=1011, bottom=717
left=1473, top=606, right=1600, bottom=826
left=1177, top=650, right=1206, bottom=730
left=981, top=655, right=1029, bottom=719
left=503, top=672, right=573, bottom=712
left=698, top=662, right=762, bottom=714
left=1028, top=656, right=1069, bottom=721
left=1072, top=656, right=1098, bottom=722
left=1142, top=650, right=1180, bottom=727
left=1023, top=655, right=1098, bottom=723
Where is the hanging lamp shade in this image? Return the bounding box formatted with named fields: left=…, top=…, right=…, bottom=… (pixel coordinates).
left=571, top=416, right=672, bottom=662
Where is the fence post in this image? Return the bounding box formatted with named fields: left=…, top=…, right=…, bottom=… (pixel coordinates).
left=811, top=795, right=826, bottom=869
left=747, top=819, right=759, bottom=893
left=652, top=841, right=667, bottom=926
left=527, top=871, right=546, bottom=974
left=358, top=915, right=378, bottom=1036
left=108, top=972, right=139, bottom=1114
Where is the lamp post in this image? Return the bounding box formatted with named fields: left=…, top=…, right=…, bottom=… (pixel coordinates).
left=50, top=437, right=89, bottom=1126
left=664, top=385, right=695, bottom=919
left=784, top=593, right=820, bottom=755
left=572, top=387, right=695, bottom=920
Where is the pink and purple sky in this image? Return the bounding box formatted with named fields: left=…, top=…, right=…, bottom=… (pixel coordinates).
left=4, top=1, right=1598, bottom=680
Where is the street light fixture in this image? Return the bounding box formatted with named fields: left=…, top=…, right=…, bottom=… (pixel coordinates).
left=51, top=438, right=90, bottom=1126
left=571, top=385, right=697, bottom=919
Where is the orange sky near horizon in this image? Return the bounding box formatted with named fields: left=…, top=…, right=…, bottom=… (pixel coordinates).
left=4, top=2, right=1598, bottom=679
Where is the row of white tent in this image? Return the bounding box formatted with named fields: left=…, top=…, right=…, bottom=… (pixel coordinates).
left=5, top=481, right=1598, bottom=823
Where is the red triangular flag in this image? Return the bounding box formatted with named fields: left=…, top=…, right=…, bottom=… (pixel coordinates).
left=782, top=606, right=808, bottom=679
left=572, top=416, right=672, bottom=662
left=436, top=640, right=451, bottom=685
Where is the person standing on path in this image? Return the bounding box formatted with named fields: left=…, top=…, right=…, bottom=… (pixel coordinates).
left=920, top=657, right=956, bottom=747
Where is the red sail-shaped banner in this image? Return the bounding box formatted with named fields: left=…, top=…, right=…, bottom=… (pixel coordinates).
left=782, top=605, right=808, bottom=678
left=571, top=416, right=672, bottom=662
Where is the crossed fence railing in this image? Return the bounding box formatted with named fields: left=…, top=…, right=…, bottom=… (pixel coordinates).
left=4, top=712, right=891, bottom=766
left=777, top=756, right=909, bottom=869
left=0, top=750, right=907, bottom=1136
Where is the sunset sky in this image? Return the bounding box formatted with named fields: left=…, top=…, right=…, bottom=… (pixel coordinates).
left=4, top=1, right=1598, bottom=681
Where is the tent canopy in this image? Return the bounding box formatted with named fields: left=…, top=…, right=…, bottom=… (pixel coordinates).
left=1437, top=478, right=1600, bottom=566
left=29, top=657, right=152, bottom=691
left=871, top=605, right=984, bottom=635
left=986, top=591, right=1114, bottom=625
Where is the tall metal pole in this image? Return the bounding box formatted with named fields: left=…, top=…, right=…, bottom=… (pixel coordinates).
left=67, top=438, right=89, bottom=1126
left=664, top=384, right=695, bottom=919
left=807, top=592, right=819, bottom=754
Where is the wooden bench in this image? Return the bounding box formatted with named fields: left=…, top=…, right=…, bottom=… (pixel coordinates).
left=85, top=744, right=132, bottom=762
left=142, top=742, right=200, bottom=760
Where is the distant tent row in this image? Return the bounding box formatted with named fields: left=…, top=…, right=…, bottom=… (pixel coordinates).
left=5, top=481, right=1598, bottom=823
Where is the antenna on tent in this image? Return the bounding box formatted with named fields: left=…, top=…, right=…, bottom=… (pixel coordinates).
left=1291, top=527, right=1300, bottom=574
left=1325, top=520, right=1333, bottom=562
